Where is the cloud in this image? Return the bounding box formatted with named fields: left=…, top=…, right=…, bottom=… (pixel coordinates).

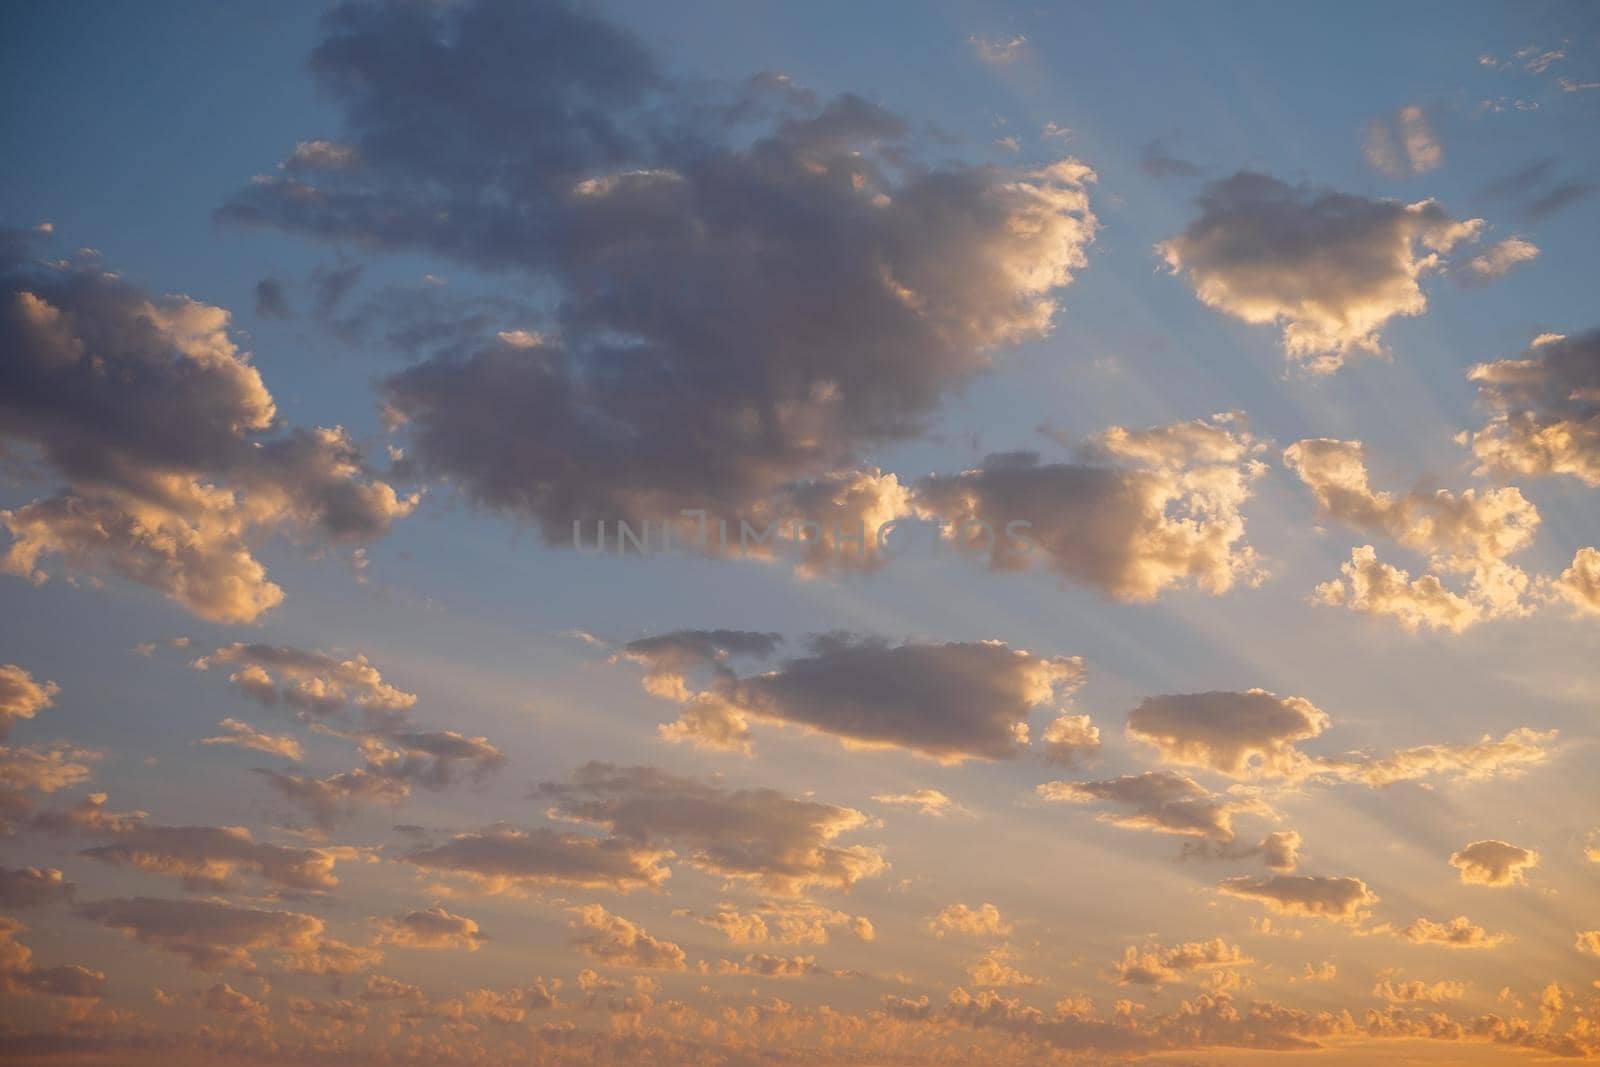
left=1159, top=173, right=1495, bottom=370
left=1217, top=875, right=1377, bottom=922
left=536, top=762, right=886, bottom=896
left=0, top=745, right=95, bottom=833
left=1261, top=831, right=1303, bottom=873
left=1038, top=771, right=1265, bottom=844
left=912, top=415, right=1265, bottom=599
left=570, top=905, right=686, bottom=970
left=79, top=896, right=372, bottom=972
left=1315, top=727, right=1556, bottom=786
left=0, top=866, right=75, bottom=908
left=969, top=34, right=1027, bottom=63
left=930, top=903, right=1012, bottom=939
left=0, top=664, right=58, bottom=740
left=966, top=949, right=1040, bottom=987
left=194, top=643, right=418, bottom=722
left=676, top=901, right=865, bottom=946
left=1285, top=438, right=1542, bottom=629
left=220, top=2, right=1097, bottom=550
left=1455, top=237, right=1539, bottom=284
left=1554, top=547, right=1600, bottom=615
left=1364, top=105, right=1443, bottom=178
left=713, top=952, right=820, bottom=978
left=256, top=767, right=411, bottom=827
left=1373, top=978, right=1465, bottom=1003
left=253, top=278, right=289, bottom=319
left=1449, top=840, right=1538, bottom=887
left=197, top=718, right=303, bottom=761
left=1113, top=938, right=1251, bottom=987
left=0, top=237, right=417, bottom=621
left=376, top=905, right=486, bottom=951
left=644, top=633, right=1081, bottom=762
left=1039, top=714, right=1102, bottom=766
left=402, top=827, right=671, bottom=895
left=1577, top=930, right=1600, bottom=956
left=1466, top=328, right=1600, bottom=487
left=1125, top=689, right=1329, bottom=779
left=1398, top=915, right=1508, bottom=949
left=0, top=917, right=103, bottom=999
left=79, top=824, right=342, bottom=893
left=870, top=788, right=956, bottom=816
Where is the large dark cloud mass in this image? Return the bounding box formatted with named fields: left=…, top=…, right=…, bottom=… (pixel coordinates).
left=218, top=0, right=1098, bottom=537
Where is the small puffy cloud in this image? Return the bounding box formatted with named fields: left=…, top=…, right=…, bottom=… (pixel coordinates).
left=1039, top=771, right=1265, bottom=844
left=198, top=718, right=303, bottom=761
left=929, top=903, right=1012, bottom=940
left=1113, top=939, right=1251, bottom=988
left=1040, top=714, right=1101, bottom=766
left=715, top=953, right=820, bottom=978
left=0, top=745, right=95, bottom=832
left=1577, top=930, right=1600, bottom=956
left=1285, top=438, right=1543, bottom=629
left=0, top=665, right=58, bottom=740
left=1218, top=875, right=1377, bottom=923
left=966, top=949, right=1039, bottom=987
left=648, top=634, right=1081, bottom=762
left=1373, top=978, right=1465, bottom=1003
left=0, top=239, right=416, bottom=621
left=1449, top=840, right=1538, bottom=887
left=571, top=904, right=686, bottom=970
left=376, top=905, right=487, bottom=951
left=1466, top=328, right=1600, bottom=486
left=1159, top=173, right=1493, bottom=371
left=1364, top=105, right=1442, bottom=178
left=194, top=643, right=417, bottom=722
left=1553, top=547, right=1600, bottom=615
left=914, top=415, right=1266, bottom=600
left=1398, top=915, right=1508, bottom=949
left=402, top=827, right=671, bottom=895
left=1261, top=831, right=1302, bottom=873
left=0, top=866, right=75, bottom=908
left=0, top=917, right=104, bottom=1000
left=1125, top=689, right=1329, bottom=779
left=79, top=896, right=363, bottom=972
left=536, top=763, right=886, bottom=896
left=870, top=789, right=956, bottom=816
left=1455, top=237, right=1539, bottom=285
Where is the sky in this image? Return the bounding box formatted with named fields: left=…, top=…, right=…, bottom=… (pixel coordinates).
left=1, top=1, right=1599, bottom=1063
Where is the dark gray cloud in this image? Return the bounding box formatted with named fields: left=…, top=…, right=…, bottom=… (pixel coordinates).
left=253, top=278, right=290, bottom=319
left=630, top=631, right=1081, bottom=761
left=218, top=0, right=1098, bottom=538
left=401, top=827, right=671, bottom=894
left=1037, top=771, right=1265, bottom=844
left=536, top=762, right=886, bottom=895
left=1159, top=173, right=1509, bottom=371
left=1124, top=689, right=1330, bottom=779
left=78, top=895, right=371, bottom=972
left=0, top=917, right=103, bottom=999
left=0, top=866, right=75, bottom=908
left=0, top=234, right=417, bottom=621
left=79, top=824, right=341, bottom=893
left=912, top=416, right=1264, bottom=600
